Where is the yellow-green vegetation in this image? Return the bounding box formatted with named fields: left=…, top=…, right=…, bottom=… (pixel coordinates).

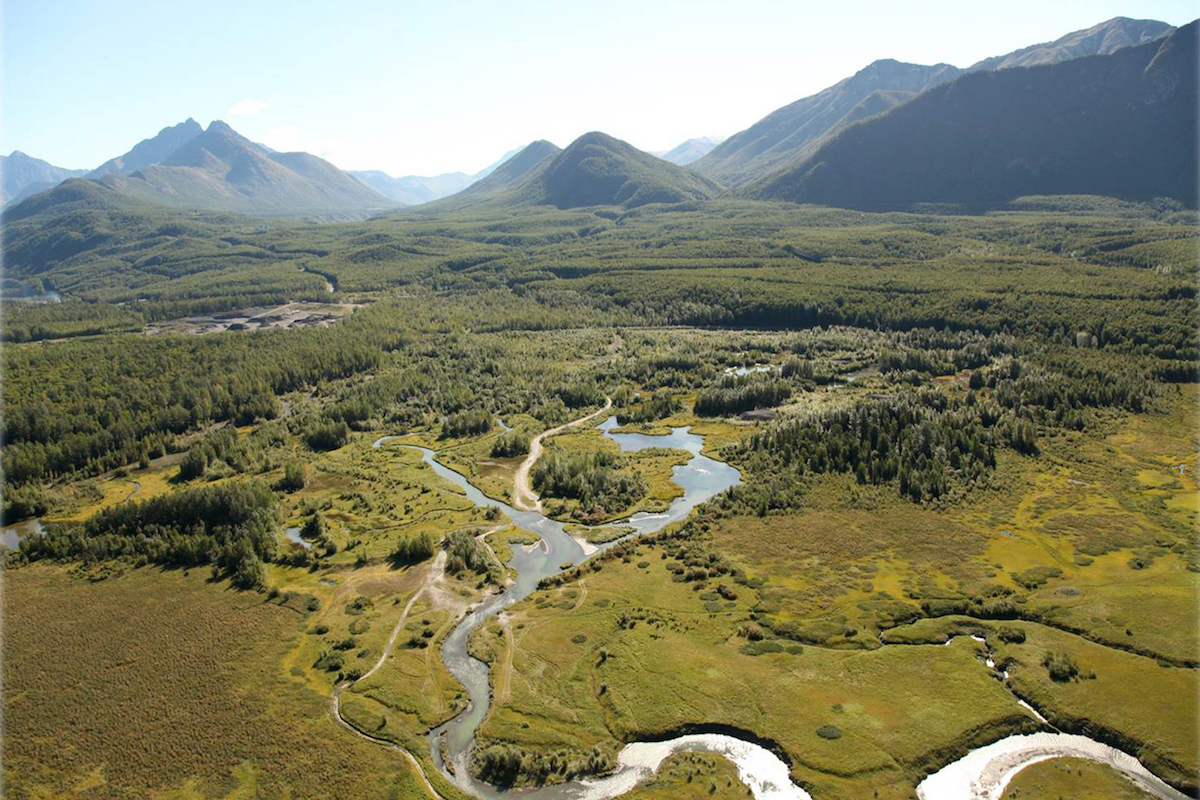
left=1, top=565, right=432, bottom=800
left=4, top=214, right=1197, bottom=800
left=475, top=549, right=1034, bottom=799
left=41, top=465, right=176, bottom=523
left=566, top=524, right=637, bottom=545
left=281, top=438, right=484, bottom=565
left=269, top=550, right=482, bottom=800
left=1001, top=757, right=1154, bottom=800
left=350, top=597, right=472, bottom=731
left=624, top=752, right=750, bottom=800
left=485, top=526, right=542, bottom=564
left=993, top=622, right=1198, bottom=789
left=879, top=612, right=1198, bottom=790
left=702, top=384, right=1200, bottom=662
left=437, top=414, right=542, bottom=503
left=466, top=381, right=1200, bottom=798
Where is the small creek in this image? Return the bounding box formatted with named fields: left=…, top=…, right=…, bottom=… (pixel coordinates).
left=0, top=417, right=1186, bottom=800
left=366, top=417, right=1184, bottom=800
left=372, top=419, right=740, bottom=799
left=0, top=517, right=44, bottom=550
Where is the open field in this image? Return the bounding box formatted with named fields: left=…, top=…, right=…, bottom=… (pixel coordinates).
left=473, top=548, right=1036, bottom=799
left=625, top=752, right=750, bottom=800
left=995, top=621, right=1198, bottom=788
left=143, top=301, right=360, bottom=336
left=1001, top=756, right=1155, bottom=800
left=1, top=565, right=432, bottom=800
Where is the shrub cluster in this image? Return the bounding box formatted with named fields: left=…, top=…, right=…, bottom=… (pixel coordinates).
left=18, top=481, right=279, bottom=589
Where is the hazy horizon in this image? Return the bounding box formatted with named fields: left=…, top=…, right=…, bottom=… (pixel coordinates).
left=3, top=0, right=1196, bottom=177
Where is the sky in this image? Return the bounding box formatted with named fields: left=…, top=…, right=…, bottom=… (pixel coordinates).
left=2, top=0, right=1196, bottom=177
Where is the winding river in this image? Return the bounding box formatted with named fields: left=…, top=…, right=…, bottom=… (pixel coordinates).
left=358, top=418, right=1183, bottom=800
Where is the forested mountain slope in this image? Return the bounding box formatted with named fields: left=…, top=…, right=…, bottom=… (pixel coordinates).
left=517, top=132, right=720, bottom=209
left=409, top=140, right=563, bottom=212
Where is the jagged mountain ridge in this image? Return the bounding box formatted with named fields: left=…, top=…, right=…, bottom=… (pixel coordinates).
left=1, top=151, right=88, bottom=205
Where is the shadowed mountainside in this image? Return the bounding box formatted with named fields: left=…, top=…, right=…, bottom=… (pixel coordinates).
left=746, top=22, right=1198, bottom=210
left=518, top=132, right=720, bottom=209
left=694, top=17, right=1175, bottom=187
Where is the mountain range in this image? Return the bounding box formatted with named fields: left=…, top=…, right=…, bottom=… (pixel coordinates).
left=411, top=133, right=720, bottom=213
left=693, top=16, right=1175, bottom=186
left=967, top=15, right=1174, bottom=70
left=1, top=152, right=88, bottom=205
left=87, top=118, right=206, bottom=178
left=2, top=15, right=1192, bottom=220
left=3, top=118, right=395, bottom=219
left=349, top=146, right=523, bottom=205
left=748, top=21, right=1198, bottom=209
left=87, top=120, right=395, bottom=219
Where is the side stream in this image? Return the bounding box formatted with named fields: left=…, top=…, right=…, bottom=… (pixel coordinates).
left=370, top=420, right=1187, bottom=800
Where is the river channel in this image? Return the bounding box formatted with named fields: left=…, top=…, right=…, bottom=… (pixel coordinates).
left=368, top=417, right=1185, bottom=800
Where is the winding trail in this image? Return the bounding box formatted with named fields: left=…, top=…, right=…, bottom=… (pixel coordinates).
left=335, top=423, right=1185, bottom=800
left=330, top=551, right=449, bottom=799
left=512, top=398, right=612, bottom=512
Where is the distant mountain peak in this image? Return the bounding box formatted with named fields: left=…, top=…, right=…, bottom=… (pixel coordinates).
left=402, top=132, right=716, bottom=211
left=1, top=151, right=89, bottom=205
left=88, top=118, right=206, bottom=179
left=573, top=131, right=618, bottom=147
left=654, top=136, right=725, bottom=166
left=350, top=144, right=556, bottom=206
left=163, top=118, right=204, bottom=137
left=72, top=117, right=394, bottom=218
left=967, top=16, right=1174, bottom=72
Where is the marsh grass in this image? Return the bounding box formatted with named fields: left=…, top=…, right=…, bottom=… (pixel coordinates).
left=2, top=565, right=431, bottom=800
left=1000, top=756, right=1154, bottom=800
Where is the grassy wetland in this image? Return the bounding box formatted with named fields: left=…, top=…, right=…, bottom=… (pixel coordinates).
left=2, top=193, right=1198, bottom=800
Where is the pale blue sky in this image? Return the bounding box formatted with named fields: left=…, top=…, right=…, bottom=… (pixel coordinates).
left=2, top=0, right=1195, bottom=176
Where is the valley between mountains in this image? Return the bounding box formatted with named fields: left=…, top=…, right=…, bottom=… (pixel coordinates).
left=2, top=13, right=1197, bottom=800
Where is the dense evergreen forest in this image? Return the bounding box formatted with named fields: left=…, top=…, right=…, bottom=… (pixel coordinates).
left=20, top=482, right=279, bottom=587
left=2, top=191, right=1196, bottom=565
